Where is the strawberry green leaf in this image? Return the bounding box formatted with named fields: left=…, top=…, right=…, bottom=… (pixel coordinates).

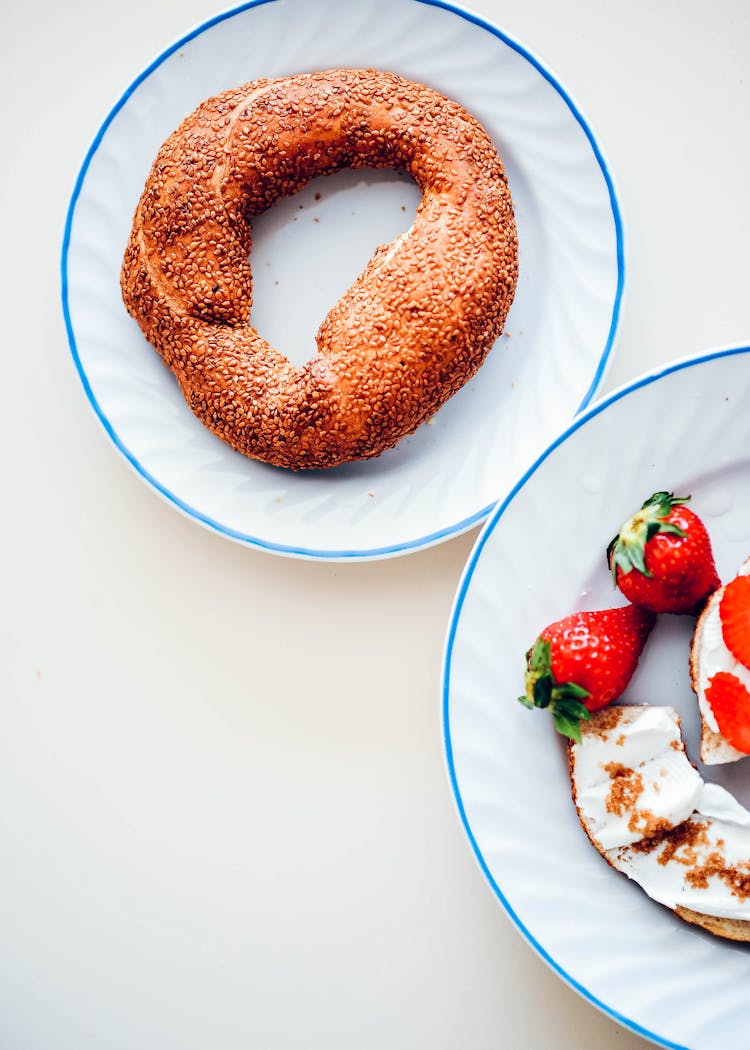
left=553, top=711, right=583, bottom=744
left=550, top=695, right=591, bottom=742
left=528, top=637, right=551, bottom=676
left=521, top=633, right=590, bottom=722
left=652, top=522, right=686, bottom=538
left=553, top=697, right=591, bottom=723
left=552, top=681, right=590, bottom=702
left=642, top=491, right=689, bottom=513
left=533, top=674, right=553, bottom=708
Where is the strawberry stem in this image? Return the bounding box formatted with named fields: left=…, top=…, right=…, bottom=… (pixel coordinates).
left=607, top=491, right=689, bottom=585
left=518, top=638, right=591, bottom=742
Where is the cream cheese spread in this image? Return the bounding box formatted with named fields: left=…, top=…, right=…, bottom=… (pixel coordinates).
left=571, top=705, right=750, bottom=921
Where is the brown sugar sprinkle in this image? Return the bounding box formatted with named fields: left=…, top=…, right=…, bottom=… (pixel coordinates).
left=583, top=706, right=629, bottom=741
left=634, top=808, right=671, bottom=842
left=658, top=819, right=709, bottom=865
left=630, top=818, right=708, bottom=862
left=616, top=733, right=626, bottom=747
left=120, top=69, right=518, bottom=470
left=685, top=851, right=750, bottom=898
left=630, top=819, right=750, bottom=900
left=598, top=761, right=673, bottom=841
left=609, top=817, right=673, bottom=866
left=603, top=762, right=643, bottom=817
left=594, top=738, right=683, bottom=843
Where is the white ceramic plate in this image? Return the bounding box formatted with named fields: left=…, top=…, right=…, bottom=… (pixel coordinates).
left=62, top=0, right=622, bottom=560
left=443, top=345, right=750, bottom=1050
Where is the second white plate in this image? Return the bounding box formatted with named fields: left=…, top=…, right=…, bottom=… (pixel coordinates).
left=444, top=345, right=750, bottom=1050
left=62, top=0, right=622, bottom=559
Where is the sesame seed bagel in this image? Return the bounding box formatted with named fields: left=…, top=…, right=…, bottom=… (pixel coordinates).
left=120, top=69, right=518, bottom=470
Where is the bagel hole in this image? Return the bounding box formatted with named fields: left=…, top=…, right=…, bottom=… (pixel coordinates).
left=249, top=168, right=420, bottom=367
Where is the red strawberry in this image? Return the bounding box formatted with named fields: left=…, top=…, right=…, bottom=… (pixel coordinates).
left=519, top=605, right=655, bottom=742
left=704, top=671, right=750, bottom=754
left=607, top=491, right=720, bottom=614
left=719, top=574, right=750, bottom=671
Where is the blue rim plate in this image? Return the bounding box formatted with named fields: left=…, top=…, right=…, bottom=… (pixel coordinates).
left=62, top=0, right=623, bottom=560
left=443, top=344, right=750, bottom=1049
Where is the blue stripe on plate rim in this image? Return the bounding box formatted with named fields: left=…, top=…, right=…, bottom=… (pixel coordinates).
left=442, top=343, right=750, bottom=1050
left=60, top=0, right=625, bottom=561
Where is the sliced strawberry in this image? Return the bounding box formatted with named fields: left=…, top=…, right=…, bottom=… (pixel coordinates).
left=719, top=574, right=750, bottom=671
left=705, top=671, right=750, bottom=753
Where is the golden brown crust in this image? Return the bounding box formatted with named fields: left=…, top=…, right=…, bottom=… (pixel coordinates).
left=568, top=706, right=629, bottom=871
left=689, top=591, right=711, bottom=696
left=674, top=906, right=750, bottom=942
left=690, top=584, right=728, bottom=761
left=121, top=68, right=518, bottom=470
left=691, top=587, right=712, bottom=759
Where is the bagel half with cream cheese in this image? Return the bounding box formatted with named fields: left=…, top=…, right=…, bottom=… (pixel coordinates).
left=569, top=704, right=750, bottom=942
left=690, top=556, right=750, bottom=765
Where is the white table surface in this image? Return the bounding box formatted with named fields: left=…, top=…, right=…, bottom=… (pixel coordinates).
left=3, top=1, right=749, bottom=1047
